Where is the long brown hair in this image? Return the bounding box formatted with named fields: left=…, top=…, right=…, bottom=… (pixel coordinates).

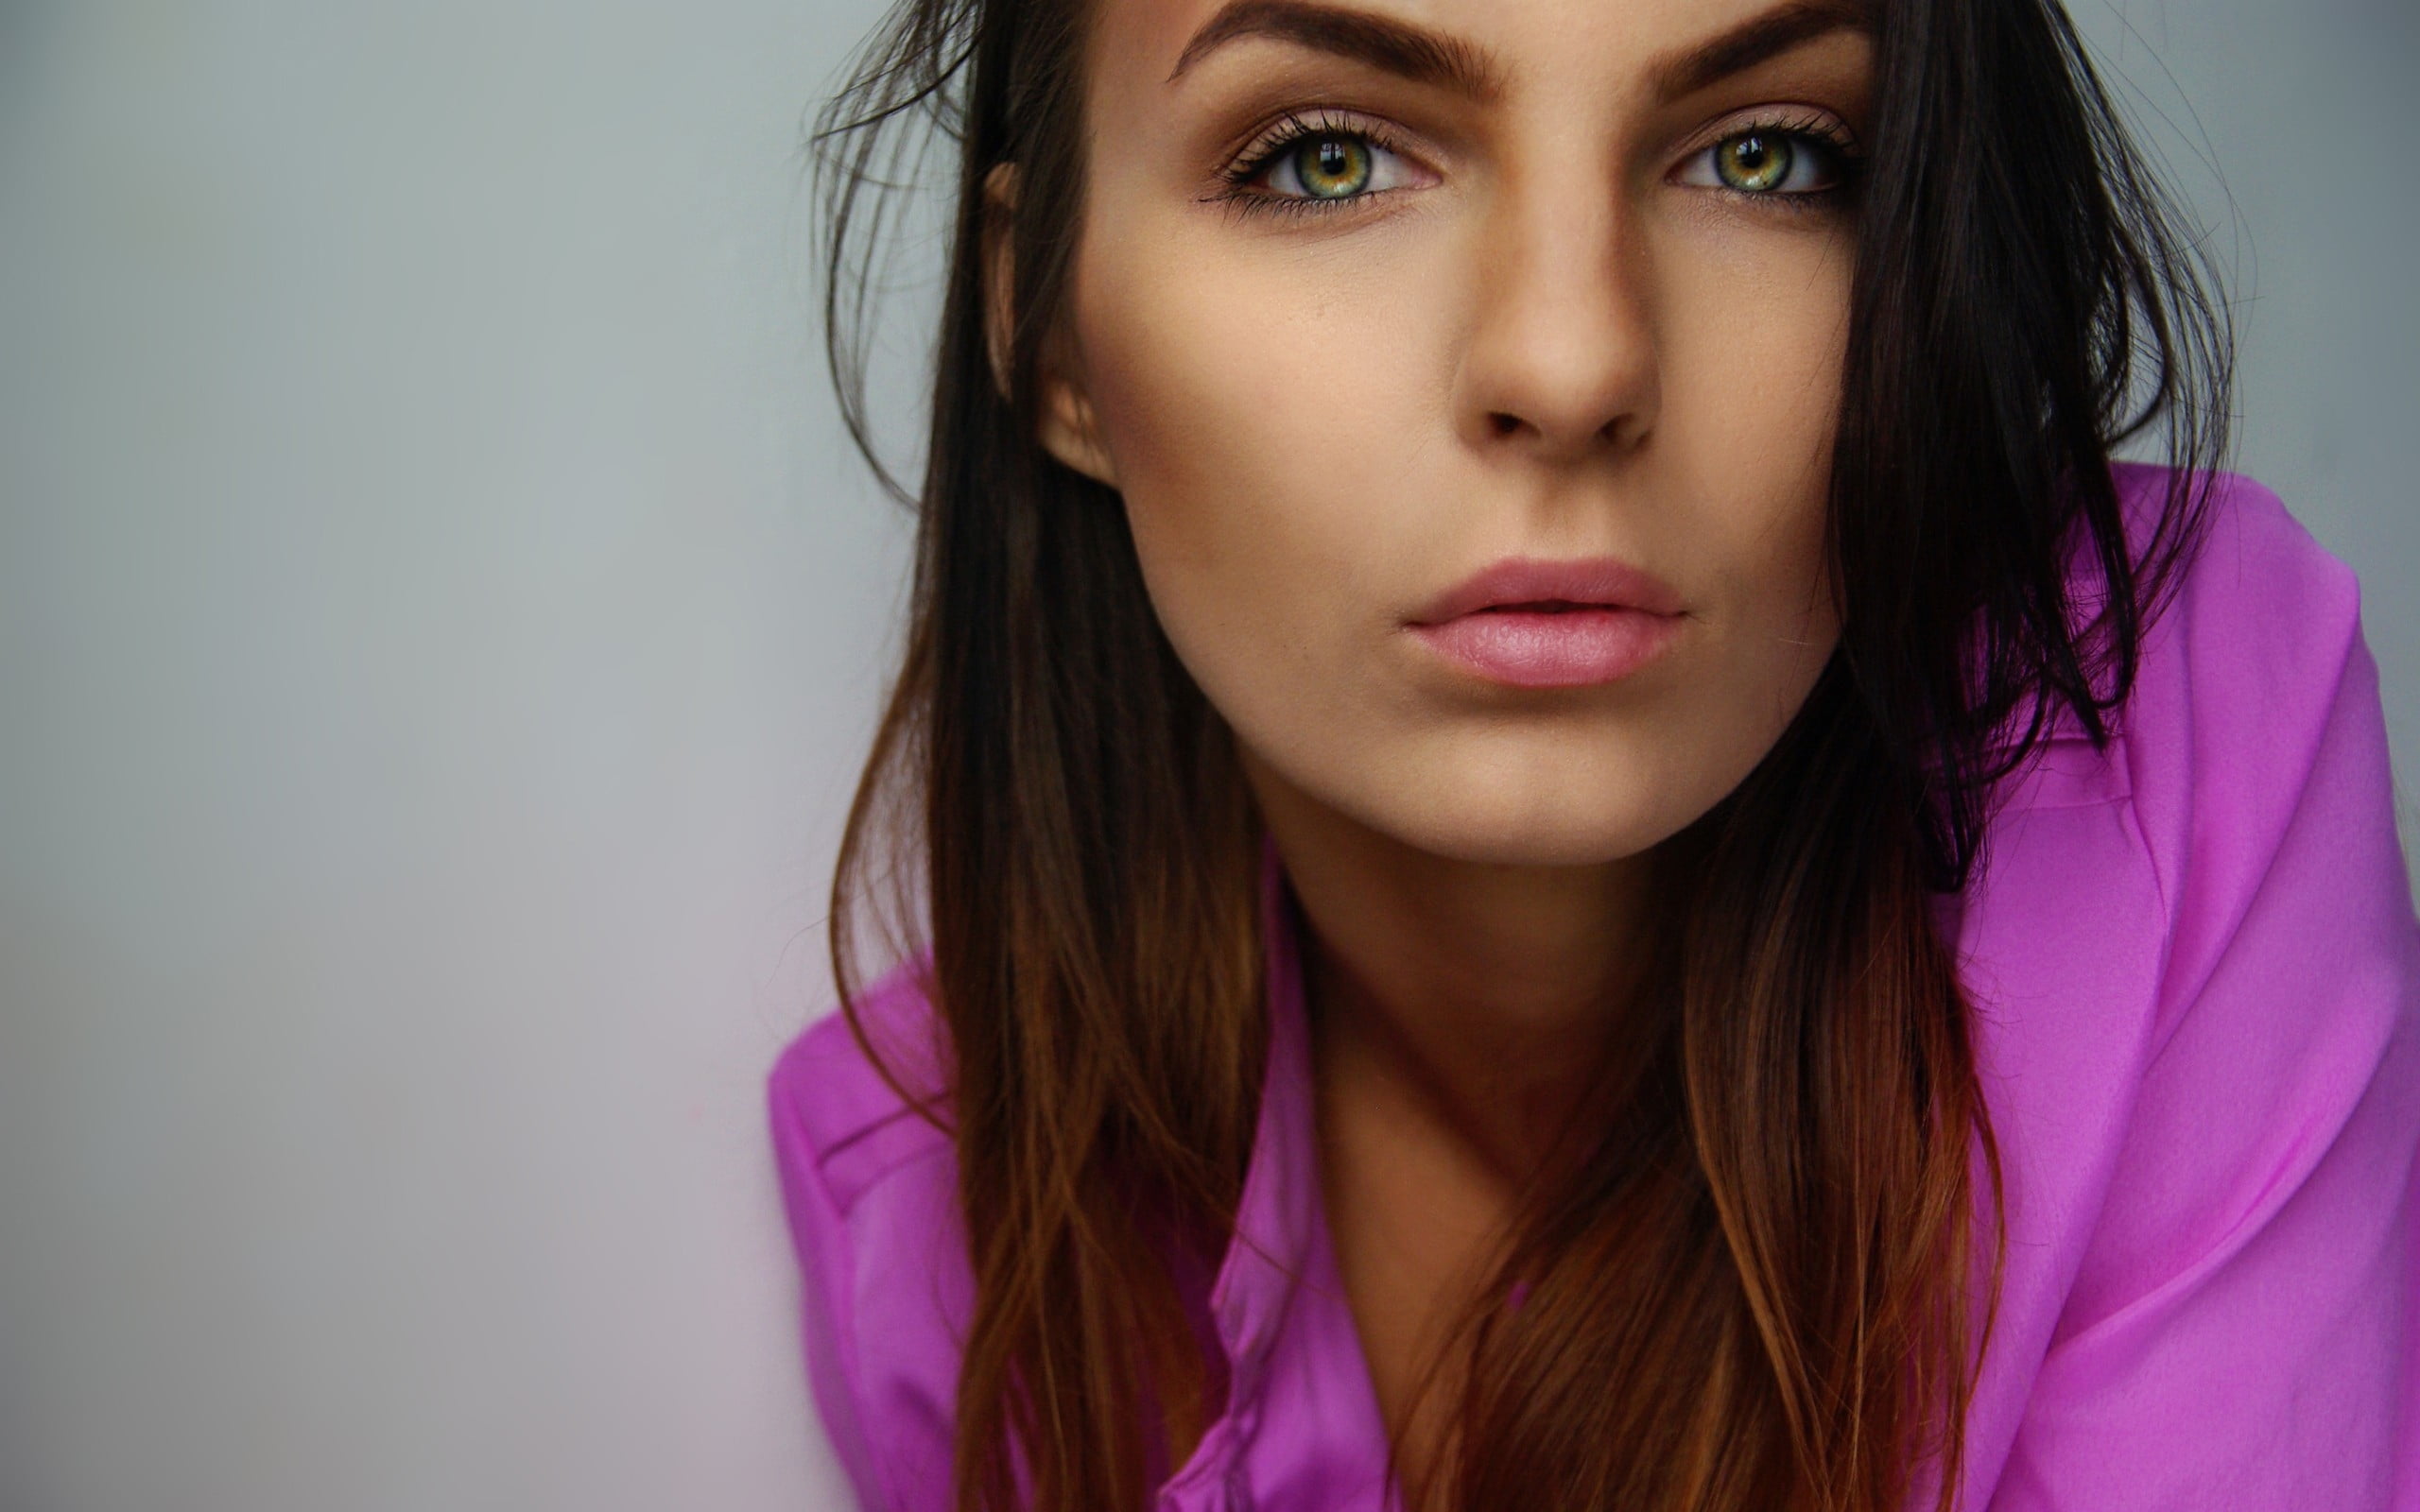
left=812, top=0, right=2235, bottom=1506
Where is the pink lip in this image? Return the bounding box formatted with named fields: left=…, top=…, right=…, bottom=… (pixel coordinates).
left=1407, top=556, right=1685, bottom=689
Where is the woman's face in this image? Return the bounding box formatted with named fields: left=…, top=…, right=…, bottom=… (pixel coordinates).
left=1026, top=0, right=1871, bottom=867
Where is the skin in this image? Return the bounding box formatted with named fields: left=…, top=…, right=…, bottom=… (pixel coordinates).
left=989, top=0, right=1873, bottom=1451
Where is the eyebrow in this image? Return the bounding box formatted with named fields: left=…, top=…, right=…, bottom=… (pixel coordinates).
left=1167, top=0, right=1507, bottom=99
left=1652, top=0, right=1875, bottom=100
left=1165, top=0, right=1874, bottom=105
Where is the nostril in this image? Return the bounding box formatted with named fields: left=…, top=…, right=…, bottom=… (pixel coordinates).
left=1488, top=412, right=1521, bottom=438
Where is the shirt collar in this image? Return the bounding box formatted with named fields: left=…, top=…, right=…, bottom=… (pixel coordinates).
left=1206, top=837, right=1324, bottom=1405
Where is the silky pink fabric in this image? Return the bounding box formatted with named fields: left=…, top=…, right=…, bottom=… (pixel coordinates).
left=769, top=465, right=2420, bottom=1510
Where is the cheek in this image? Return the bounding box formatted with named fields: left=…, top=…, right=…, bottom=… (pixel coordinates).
left=1655, top=227, right=1848, bottom=639
left=1069, top=232, right=1433, bottom=694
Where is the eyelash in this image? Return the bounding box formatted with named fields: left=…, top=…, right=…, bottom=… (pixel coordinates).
left=1210, top=109, right=1419, bottom=220
left=1207, top=108, right=1866, bottom=220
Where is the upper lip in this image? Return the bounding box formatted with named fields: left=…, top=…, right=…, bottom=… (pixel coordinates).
left=1409, top=556, right=1685, bottom=626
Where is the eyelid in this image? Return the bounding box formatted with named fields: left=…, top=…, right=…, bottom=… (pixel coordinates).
left=1660, top=104, right=1864, bottom=206
left=1218, top=107, right=1437, bottom=200
left=1670, top=103, right=1860, bottom=163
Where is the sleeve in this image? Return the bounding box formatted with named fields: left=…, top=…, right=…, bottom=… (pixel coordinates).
left=769, top=1040, right=890, bottom=1512
left=1987, top=483, right=2420, bottom=1510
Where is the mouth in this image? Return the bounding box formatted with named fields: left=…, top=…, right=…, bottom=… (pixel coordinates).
left=1408, top=557, right=1685, bottom=688
left=1409, top=556, right=1686, bottom=626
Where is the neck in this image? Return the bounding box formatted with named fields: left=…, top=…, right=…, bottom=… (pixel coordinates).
left=1248, top=757, right=1664, bottom=1191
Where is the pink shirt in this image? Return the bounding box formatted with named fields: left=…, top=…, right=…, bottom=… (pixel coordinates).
left=769, top=465, right=2420, bottom=1510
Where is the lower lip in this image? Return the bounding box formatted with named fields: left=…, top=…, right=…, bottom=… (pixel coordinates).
left=1409, top=606, right=1682, bottom=688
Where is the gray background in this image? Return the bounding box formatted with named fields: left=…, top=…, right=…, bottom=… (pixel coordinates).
left=1, top=1, right=2411, bottom=1508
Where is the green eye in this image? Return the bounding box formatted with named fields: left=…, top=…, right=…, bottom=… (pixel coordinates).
left=1291, top=134, right=1374, bottom=199
left=1715, top=130, right=1794, bottom=193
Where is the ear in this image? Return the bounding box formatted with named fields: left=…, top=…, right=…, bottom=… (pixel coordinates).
left=981, top=162, right=1119, bottom=489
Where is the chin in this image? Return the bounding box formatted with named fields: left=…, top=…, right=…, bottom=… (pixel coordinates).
left=1390, top=809, right=1677, bottom=869
left=1342, top=769, right=1698, bottom=870
left=1239, top=710, right=1736, bottom=872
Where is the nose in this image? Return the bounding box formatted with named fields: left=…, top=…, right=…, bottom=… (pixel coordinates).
left=1453, top=179, right=1660, bottom=465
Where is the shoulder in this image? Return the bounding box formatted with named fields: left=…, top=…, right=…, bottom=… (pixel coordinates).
left=1954, top=463, right=2407, bottom=1188
left=768, top=959, right=957, bottom=1215
left=1951, top=468, right=2420, bottom=1505
left=2100, top=464, right=2394, bottom=1025
left=766, top=961, right=967, bottom=1512
left=2108, top=461, right=2363, bottom=761
left=1979, top=465, right=2369, bottom=885
left=2110, top=460, right=2364, bottom=760
left=1963, top=460, right=2413, bottom=1261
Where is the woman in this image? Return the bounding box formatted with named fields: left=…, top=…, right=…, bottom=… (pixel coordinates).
left=769, top=0, right=2420, bottom=1506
